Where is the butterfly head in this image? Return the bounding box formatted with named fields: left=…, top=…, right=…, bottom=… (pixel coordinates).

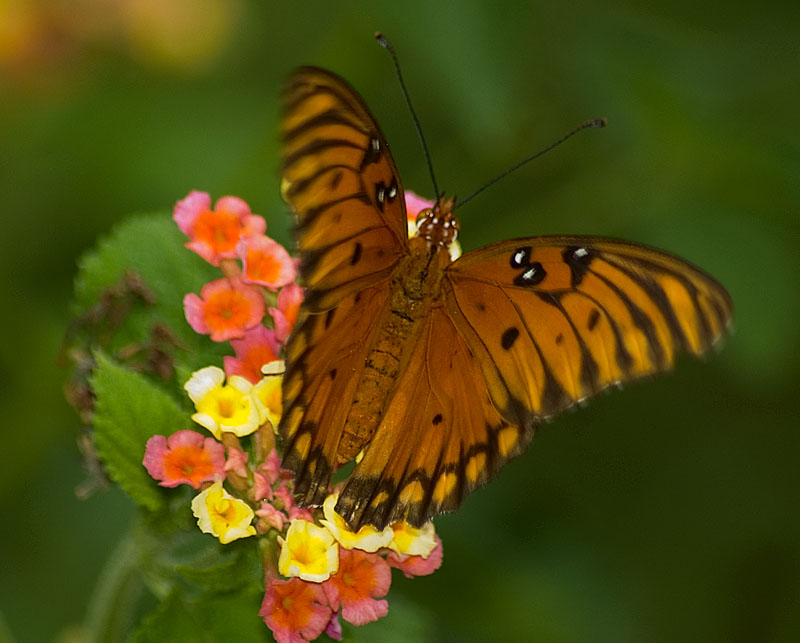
left=415, top=196, right=460, bottom=251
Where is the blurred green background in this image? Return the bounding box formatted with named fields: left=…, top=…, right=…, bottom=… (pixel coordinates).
left=2, top=0, right=798, bottom=641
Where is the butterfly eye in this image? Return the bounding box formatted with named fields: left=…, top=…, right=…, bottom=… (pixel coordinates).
left=415, top=208, right=433, bottom=227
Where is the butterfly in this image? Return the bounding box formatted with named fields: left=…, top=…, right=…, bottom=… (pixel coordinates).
left=277, top=66, right=732, bottom=530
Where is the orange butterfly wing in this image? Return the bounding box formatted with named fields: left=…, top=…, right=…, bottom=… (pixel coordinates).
left=281, top=66, right=409, bottom=311
left=281, top=284, right=390, bottom=505
left=443, top=236, right=733, bottom=423
left=279, top=67, right=409, bottom=504
left=333, top=305, right=529, bottom=529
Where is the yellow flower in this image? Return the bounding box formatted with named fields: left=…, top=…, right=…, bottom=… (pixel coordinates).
left=253, top=360, right=285, bottom=429
left=278, top=519, right=339, bottom=582
left=185, top=366, right=260, bottom=439
left=389, top=520, right=437, bottom=557
left=320, top=494, right=393, bottom=553
left=191, top=480, right=256, bottom=544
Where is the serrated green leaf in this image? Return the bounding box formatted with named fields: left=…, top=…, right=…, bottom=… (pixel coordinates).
left=91, top=352, right=193, bottom=510
left=132, top=588, right=270, bottom=643
left=72, top=212, right=228, bottom=371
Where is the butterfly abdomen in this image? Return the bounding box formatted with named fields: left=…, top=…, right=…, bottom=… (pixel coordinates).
left=336, top=243, right=450, bottom=464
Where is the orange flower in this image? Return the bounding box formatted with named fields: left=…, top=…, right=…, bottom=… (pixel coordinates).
left=260, top=577, right=331, bottom=643
left=184, top=277, right=264, bottom=342
left=142, top=429, right=225, bottom=488
left=269, top=282, right=303, bottom=343
left=323, top=549, right=391, bottom=626
left=238, top=236, right=296, bottom=291
left=174, top=191, right=265, bottom=266
left=223, top=325, right=280, bottom=383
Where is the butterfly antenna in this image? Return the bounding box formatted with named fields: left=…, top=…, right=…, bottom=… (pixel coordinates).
left=375, top=32, right=440, bottom=199
left=455, top=117, right=607, bottom=211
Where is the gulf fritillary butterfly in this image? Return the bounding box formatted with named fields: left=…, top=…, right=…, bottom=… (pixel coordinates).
left=278, top=66, right=732, bottom=530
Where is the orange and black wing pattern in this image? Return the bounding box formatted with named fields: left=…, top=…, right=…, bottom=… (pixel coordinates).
left=281, top=67, right=409, bottom=311
left=443, top=236, right=733, bottom=426
left=279, top=67, right=410, bottom=504
left=333, top=306, right=532, bottom=529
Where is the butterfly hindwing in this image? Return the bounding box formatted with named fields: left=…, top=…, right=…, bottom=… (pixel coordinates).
left=334, top=306, right=534, bottom=530
left=281, top=67, right=409, bottom=312
left=443, top=235, right=733, bottom=423
left=281, top=283, right=392, bottom=506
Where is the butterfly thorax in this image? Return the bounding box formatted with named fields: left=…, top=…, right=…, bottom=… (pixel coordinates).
left=335, top=238, right=452, bottom=464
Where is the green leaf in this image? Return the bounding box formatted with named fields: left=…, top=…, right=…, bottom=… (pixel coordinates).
left=132, top=588, right=269, bottom=643
left=72, top=212, right=228, bottom=372
left=175, top=544, right=261, bottom=594
left=133, top=504, right=263, bottom=600
left=91, top=352, right=193, bottom=510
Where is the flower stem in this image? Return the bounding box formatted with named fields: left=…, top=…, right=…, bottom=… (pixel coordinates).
left=84, top=530, right=147, bottom=641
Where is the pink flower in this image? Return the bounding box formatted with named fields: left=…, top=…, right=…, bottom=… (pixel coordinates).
left=404, top=190, right=435, bottom=221
left=223, top=325, right=281, bottom=384
left=184, top=277, right=264, bottom=342
left=224, top=446, right=248, bottom=478
left=260, top=577, right=331, bottom=643
left=252, top=472, right=274, bottom=502
left=289, top=506, right=315, bottom=522
left=269, top=283, right=304, bottom=343
left=273, top=485, right=295, bottom=511
left=386, top=534, right=443, bottom=578
left=259, top=448, right=283, bottom=486
left=256, top=501, right=287, bottom=532
left=323, top=549, right=391, bottom=626
left=142, top=430, right=225, bottom=489
left=238, top=236, right=296, bottom=290
left=325, top=612, right=343, bottom=640
left=173, top=191, right=265, bottom=266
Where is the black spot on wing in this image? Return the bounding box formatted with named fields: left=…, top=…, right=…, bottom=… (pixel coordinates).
left=351, top=241, right=363, bottom=265
left=360, top=136, right=382, bottom=169
left=563, top=246, right=595, bottom=287
left=510, top=246, right=532, bottom=269
left=513, top=261, right=546, bottom=287
left=587, top=308, right=600, bottom=330
left=501, top=327, right=520, bottom=350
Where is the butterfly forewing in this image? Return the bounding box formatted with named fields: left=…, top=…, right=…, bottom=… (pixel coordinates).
left=443, top=236, right=733, bottom=422
left=281, top=67, right=409, bottom=311
left=280, top=67, right=414, bottom=508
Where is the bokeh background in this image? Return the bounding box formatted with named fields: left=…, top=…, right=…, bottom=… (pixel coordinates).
left=2, top=1, right=798, bottom=641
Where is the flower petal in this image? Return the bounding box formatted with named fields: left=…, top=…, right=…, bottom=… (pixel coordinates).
left=320, top=494, right=393, bottom=553
left=279, top=519, right=339, bottom=583
left=191, top=480, right=256, bottom=544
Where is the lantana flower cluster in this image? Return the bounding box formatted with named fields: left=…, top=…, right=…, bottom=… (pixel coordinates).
left=142, top=190, right=444, bottom=642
